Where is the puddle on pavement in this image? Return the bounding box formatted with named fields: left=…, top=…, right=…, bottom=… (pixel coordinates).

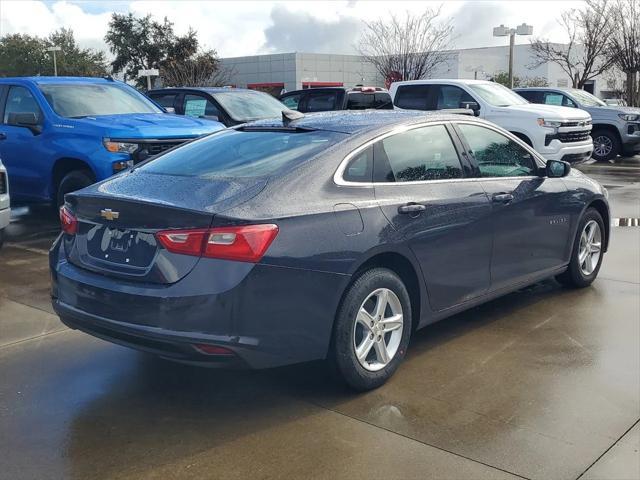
left=612, top=218, right=640, bottom=227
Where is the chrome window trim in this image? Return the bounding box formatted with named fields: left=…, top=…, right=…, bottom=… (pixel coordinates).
left=333, top=119, right=546, bottom=187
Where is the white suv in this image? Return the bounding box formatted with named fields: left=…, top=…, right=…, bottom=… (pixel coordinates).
left=390, top=79, right=594, bottom=163
left=0, top=157, right=10, bottom=249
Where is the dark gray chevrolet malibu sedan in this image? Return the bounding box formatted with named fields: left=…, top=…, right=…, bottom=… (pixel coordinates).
left=50, top=110, right=610, bottom=390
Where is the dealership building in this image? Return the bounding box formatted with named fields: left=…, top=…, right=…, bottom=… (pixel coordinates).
left=221, top=44, right=618, bottom=98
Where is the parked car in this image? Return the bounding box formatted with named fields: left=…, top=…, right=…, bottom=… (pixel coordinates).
left=147, top=87, right=289, bottom=127
left=0, top=77, right=224, bottom=208
left=514, top=87, right=640, bottom=161
left=279, top=86, right=393, bottom=112
left=50, top=110, right=610, bottom=391
left=0, top=156, right=9, bottom=249
left=390, top=79, right=594, bottom=163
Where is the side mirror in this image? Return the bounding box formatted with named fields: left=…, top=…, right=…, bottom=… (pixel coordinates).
left=460, top=101, right=480, bottom=116
left=201, top=115, right=219, bottom=122
left=164, top=107, right=176, bottom=114
left=7, top=112, right=42, bottom=134
left=546, top=159, right=571, bottom=178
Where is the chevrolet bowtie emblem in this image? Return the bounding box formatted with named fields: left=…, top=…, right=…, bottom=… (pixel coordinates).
left=100, top=209, right=120, bottom=221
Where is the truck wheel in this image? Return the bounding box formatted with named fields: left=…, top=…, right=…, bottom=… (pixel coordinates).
left=56, top=170, right=95, bottom=208
left=591, top=129, right=620, bottom=162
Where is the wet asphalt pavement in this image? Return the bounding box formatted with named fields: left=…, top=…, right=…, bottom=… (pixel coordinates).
left=0, top=159, right=639, bottom=480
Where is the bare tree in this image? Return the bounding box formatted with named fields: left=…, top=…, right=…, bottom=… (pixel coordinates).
left=160, top=49, right=234, bottom=87
left=529, top=0, right=615, bottom=88
left=357, top=7, right=455, bottom=83
left=607, top=0, right=640, bottom=106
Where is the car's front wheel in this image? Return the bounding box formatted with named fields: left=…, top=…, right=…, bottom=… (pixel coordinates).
left=557, top=208, right=605, bottom=288
left=331, top=268, right=412, bottom=391
left=591, top=129, right=620, bottom=162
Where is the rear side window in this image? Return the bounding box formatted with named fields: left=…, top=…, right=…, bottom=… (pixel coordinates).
left=457, top=123, right=537, bottom=178
left=374, top=125, right=463, bottom=182
left=4, top=86, right=42, bottom=124
left=346, top=92, right=392, bottom=110
left=394, top=85, right=434, bottom=110
left=306, top=92, right=339, bottom=112
left=140, top=129, right=346, bottom=178
left=343, top=146, right=373, bottom=182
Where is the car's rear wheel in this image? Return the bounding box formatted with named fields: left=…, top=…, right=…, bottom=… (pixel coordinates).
left=56, top=170, right=95, bottom=208
left=331, top=268, right=412, bottom=391
left=556, top=208, right=605, bottom=288
left=591, top=129, right=620, bottom=162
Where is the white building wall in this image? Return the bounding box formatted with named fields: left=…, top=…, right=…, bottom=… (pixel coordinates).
left=221, top=45, right=614, bottom=97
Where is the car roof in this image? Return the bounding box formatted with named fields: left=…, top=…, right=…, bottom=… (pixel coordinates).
left=241, top=109, right=481, bottom=135
left=149, top=87, right=258, bottom=94
left=393, top=79, right=493, bottom=87
left=0, top=76, right=120, bottom=85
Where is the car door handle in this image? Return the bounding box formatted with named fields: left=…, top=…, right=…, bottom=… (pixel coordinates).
left=398, top=203, right=426, bottom=214
left=0, top=133, right=6, bottom=140
left=492, top=193, right=514, bottom=204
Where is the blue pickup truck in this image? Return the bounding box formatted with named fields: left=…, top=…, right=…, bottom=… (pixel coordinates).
left=0, top=77, right=224, bottom=207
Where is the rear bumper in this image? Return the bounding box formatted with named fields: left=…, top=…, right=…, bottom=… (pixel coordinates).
left=50, top=237, right=349, bottom=369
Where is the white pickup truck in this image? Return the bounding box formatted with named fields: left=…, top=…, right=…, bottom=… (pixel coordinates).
left=0, top=157, right=10, bottom=249
left=390, top=79, right=594, bottom=163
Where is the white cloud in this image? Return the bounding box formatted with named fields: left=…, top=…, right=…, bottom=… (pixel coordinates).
left=0, top=0, right=586, bottom=58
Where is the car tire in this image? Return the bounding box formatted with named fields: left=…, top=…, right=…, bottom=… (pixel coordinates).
left=56, top=170, right=95, bottom=208
left=591, top=129, right=621, bottom=162
left=556, top=208, right=605, bottom=288
left=331, top=268, right=412, bottom=391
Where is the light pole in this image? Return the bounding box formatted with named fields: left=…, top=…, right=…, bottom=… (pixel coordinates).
left=46, top=46, right=62, bottom=76
left=492, top=23, right=533, bottom=88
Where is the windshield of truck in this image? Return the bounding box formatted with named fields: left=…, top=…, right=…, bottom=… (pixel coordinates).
left=469, top=83, right=529, bottom=107
left=39, top=83, right=162, bottom=118
left=568, top=89, right=606, bottom=107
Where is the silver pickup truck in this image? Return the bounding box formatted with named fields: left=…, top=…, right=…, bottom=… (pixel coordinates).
left=515, top=87, right=640, bottom=161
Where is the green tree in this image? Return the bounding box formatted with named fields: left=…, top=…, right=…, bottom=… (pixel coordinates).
left=491, top=71, right=522, bottom=87
left=105, top=13, right=203, bottom=88
left=0, top=29, right=107, bottom=77
left=0, top=34, right=48, bottom=76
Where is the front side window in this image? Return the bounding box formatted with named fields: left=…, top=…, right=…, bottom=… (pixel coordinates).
left=140, top=129, right=346, bottom=178
left=4, top=86, right=42, bottom=124
left=281, top=93, right=303, bottom=110
left=39, top=83, right=161, bottom=118
left=458, top=123, right=537, bottom=178
left=543, top=92, right=576, bottom=108
left=436, top=85, right=475, bottom=109
left=568, top=89, right=605, bottom=107
left=183, top=94, right=220, bottom=118
left=374, top=124, right=463, bottom=182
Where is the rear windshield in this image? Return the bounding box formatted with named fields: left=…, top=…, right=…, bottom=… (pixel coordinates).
left=212, top=91, right=286, bottom=122
left=347, top=92, right=393, bottom=110
left=140, top=128, right=347, bottom=178
left=39, top=83, right=161, bottom=118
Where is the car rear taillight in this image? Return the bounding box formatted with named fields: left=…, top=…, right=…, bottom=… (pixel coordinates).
left=156, top=224, right=278, bottom=263
left=59, top=205, right=78, bottom=235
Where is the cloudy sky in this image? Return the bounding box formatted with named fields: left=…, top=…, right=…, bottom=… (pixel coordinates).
left=0, top=0, right=584, bottom=58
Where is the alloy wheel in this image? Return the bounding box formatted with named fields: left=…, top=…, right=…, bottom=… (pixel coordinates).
left=353, top=288, right=404, bottom=372
left=593, top=135, right=613, bottom=158
left=578, top=220, right=602, bottom=276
